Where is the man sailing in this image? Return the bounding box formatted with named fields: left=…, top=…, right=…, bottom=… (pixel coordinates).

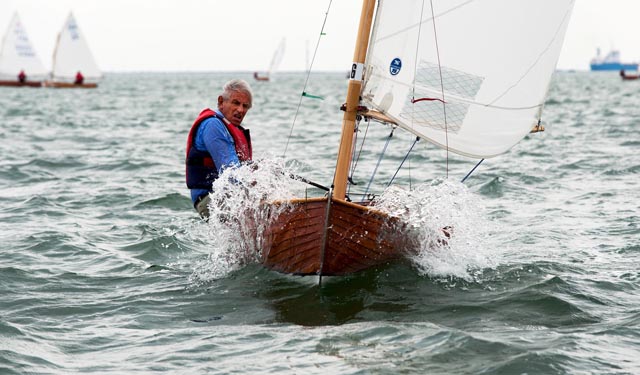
left=185, top=79, right=253, bottom=219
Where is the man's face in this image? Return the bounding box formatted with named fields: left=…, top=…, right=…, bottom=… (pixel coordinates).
left=218, top=91, right=251, bottom=126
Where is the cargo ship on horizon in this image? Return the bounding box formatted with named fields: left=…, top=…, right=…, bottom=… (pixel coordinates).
left=590, top=48, right=638, bottom=71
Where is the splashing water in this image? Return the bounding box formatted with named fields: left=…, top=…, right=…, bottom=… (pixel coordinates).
left=189, top=161, right=495, bottom=284
left=189, top=158, right=314, bottom=283
left=374, top=179, right=495, bottom=281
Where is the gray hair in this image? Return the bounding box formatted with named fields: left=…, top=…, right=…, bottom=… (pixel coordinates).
left=221, top=79, right=253, bottom=108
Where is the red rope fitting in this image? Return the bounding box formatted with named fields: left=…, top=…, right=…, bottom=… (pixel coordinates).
left=412, top=97, right=446, bottom=104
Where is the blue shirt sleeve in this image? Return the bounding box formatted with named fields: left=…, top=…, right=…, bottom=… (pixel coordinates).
left=190, top=114, right=240, bottom=204
left=195, top=116, right=240, bottom=175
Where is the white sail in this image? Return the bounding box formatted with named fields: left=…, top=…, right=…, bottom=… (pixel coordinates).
left=362, top=0, right=575, bottom=158
left=0, top=13, right=47, bottom=80
left=51, top=12, right=101, bottom=82
left=268, top=38, right=286, bottom=77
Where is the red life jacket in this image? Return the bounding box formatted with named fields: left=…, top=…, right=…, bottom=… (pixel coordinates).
left=185, top=108, right=252, bottom=189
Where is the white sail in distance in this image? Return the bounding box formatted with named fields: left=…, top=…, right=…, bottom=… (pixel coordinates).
left=362, top=0, right=575, bottom=158
left=268, top=38, right=286, bottom=78
left=51, top=12, right=101, bottom=82
left=0, top=13, right=47, bottom=80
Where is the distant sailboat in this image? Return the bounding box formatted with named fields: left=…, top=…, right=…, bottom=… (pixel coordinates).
left=0, top=13, right=47, bottom=87
left=44, top=12, right=101, bottom=88
left=253, top=38, right=285, bottom=82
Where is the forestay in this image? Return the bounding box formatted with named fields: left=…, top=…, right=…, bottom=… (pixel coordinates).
left=362, top=0, right=575, bottom=158
left=0, top=13, right=47, bottom=80
left=51, top=13, right=101, bottom=82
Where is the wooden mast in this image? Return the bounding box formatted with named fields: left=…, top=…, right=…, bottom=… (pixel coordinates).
left=332, top=0, right=377, bottom=201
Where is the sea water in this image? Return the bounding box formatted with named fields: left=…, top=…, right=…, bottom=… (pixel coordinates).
left=0, top=71, right=638, bottom=374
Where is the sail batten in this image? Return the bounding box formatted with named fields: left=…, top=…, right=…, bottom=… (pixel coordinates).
left=363, top=0, right=575, bottom=159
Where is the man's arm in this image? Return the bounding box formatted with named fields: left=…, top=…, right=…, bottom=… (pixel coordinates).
left=199, top=117, right=240, bottom=175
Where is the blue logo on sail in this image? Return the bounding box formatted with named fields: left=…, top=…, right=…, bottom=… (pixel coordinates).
left=389, top=58, right=402, bottom=75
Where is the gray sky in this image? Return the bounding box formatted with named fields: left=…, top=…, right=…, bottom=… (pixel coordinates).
left=1, top=0, right=637, bottom=72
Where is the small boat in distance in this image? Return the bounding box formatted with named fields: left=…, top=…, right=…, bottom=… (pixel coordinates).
left=44, top=12, right=101, bottom=89
left=253, top=38, right=285, bottom=82
left=590, top=48, right=638, bottom=71
left=0, top=13, right=47, bottom=87
left=619, top=69, right=639, bottom=80
left=253, top=72, right=269, bottom=81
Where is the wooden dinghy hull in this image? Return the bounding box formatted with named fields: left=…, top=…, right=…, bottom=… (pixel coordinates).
left=0, top=80, right=42, bottom=87
left=261, top=197, right=416, bottom=276
left=43, top=81, right=98, bottom=88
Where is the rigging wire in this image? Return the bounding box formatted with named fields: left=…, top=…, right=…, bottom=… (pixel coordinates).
left=428, top=0, right=450, bottom=179
left=282, top=0, right=334, bottom=158
left=461, top=158, right=485, bottom=183
left=345, top=119, right=359, bottom=199
left=346, top=118, right=363, bottom=199
left=387, top=137, right=420, bottom=187
left=408, top=150, right=413, bottom=190
left=407, top=0, right=426, bottom=192
left=362, top=127, right=395, bottom=202
left=348, top=117, right=371, bottom=183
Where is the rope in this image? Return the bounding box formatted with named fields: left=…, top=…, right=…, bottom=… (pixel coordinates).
left=387, top=137, right=420, bottom=187
left=346, top=119, right=359, bottom=198
left=347, top=117, right=370, bottom=194
left=412, top=97, right=446, bottom=104
left=283, top=0, right=333, bottom=158
left=362, top=127, right=395, bottom=201
left=428, top=0, right=449, bottom=179
left=407, top=0, right=426, bottom=193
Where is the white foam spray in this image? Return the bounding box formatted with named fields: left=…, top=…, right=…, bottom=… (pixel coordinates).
left=374, top=179, right=496, bottom=282
left=189, top=162, right=496, bottom=284
left=188, top=158, right=317, bottom=284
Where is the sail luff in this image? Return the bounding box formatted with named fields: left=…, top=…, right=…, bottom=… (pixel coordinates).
left=332, top=0, right=377, bottom=200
